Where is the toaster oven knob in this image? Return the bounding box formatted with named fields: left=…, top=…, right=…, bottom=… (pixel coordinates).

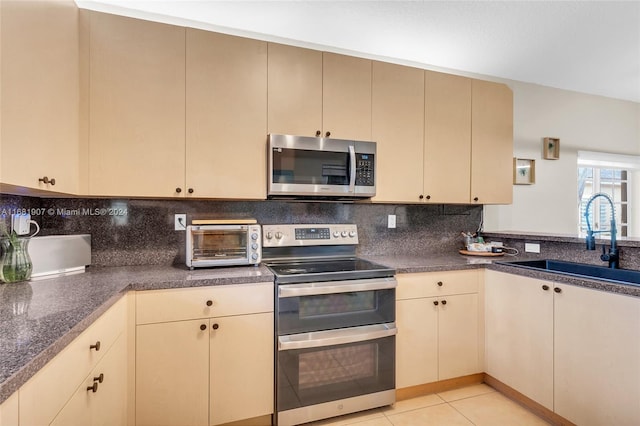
left=275, top=232, right=283, bottom=240
left=251, top=233, right=259, bottom=240
left=266, top=232, right=273, bottom=240
left=252, top=253, right=259, bottom=260
left=251, top=243, right=259, bottom=250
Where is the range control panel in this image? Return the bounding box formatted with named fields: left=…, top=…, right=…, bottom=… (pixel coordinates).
left=263, top=224, right=358, bottom=247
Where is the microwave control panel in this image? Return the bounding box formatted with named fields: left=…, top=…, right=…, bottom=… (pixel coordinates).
left=263, top=224, right=358, bottom=247
left=355, top=153, right=375, bottom=186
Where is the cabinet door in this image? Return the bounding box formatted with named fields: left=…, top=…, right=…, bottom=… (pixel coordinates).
left=0, top=0, right=80, bottom=194
left=484, top=271, right=553, bottom=410
left=0, top=392, right=18, bottom=426
left=396, top=298, right=438, bottom=388
left=267, top=43, right=322, bottom=136
left=438, top=293, right=480, bottom=380
left=554, top=284, right=640, bottom=426
left=322, top=52, right=372, bottom=140
left=89, top=12, right=186, bottom=197
left=51, top=334, right=127, bottom=426
left=136, top=320, right=209, bottom=426
left=209, top=313, right=274, bottom=425
left=186, top=30, right=267, bottom=199
left=423, top=71, right=472, bottom=203
left=371, top=61, right=424, bottom=203
left=470, top=80, right=513, bottom=204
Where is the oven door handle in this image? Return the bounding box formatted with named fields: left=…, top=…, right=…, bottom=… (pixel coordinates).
left=348, top=144, right=356, bottom=193
left=278, top=277, right=397, bottom=298
left=278, top=323, right=397, bottom=351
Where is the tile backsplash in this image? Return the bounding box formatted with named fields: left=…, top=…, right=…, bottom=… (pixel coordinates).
left=0, top=195, right=482, bottom=267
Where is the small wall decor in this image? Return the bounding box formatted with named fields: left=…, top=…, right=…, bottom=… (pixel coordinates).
left=543, top=137, right=560, bottom=159
left=513, top=158, right=535, bottom=185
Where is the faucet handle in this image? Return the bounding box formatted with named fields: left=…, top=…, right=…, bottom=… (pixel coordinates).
left=586, top=234, right=596, bottom=250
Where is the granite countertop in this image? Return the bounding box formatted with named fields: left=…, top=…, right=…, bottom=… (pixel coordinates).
left=1, top=253, right=639, bottom=404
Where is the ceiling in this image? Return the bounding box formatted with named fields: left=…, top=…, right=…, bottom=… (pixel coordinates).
left=77, top=1, right=640, bottom=103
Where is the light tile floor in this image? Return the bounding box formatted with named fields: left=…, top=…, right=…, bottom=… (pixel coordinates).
left=304, top=384, right=550, bottom=426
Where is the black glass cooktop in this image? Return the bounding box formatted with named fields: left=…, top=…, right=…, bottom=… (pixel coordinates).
left=266, top=258, right=395, bottom=284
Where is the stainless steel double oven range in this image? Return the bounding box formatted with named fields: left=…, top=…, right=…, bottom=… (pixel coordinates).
left=263, top=224, right=397, bottom=426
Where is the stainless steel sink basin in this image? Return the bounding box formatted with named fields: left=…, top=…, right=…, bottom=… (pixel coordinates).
left=497, top=259, right=640, bottom=287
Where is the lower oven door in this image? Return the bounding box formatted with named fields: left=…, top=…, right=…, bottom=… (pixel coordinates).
left=277, top=323, right=396, bottom=425
left=277, top=277, right=396, bottom=335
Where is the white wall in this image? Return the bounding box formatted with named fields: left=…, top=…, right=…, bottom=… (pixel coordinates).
left=483, top=82, right=640, bottom=235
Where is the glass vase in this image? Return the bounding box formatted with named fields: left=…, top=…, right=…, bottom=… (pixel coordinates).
left=0, top=237, right=33, bottom=283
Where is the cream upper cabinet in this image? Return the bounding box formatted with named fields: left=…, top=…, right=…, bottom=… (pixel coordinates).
left=423, top=71, right=472, bottom=204
left=322, top=52, right=372, bottom=140
left=371, top=61, right=424, bottom=203
left=0, top=0, right=80, bottom=194
left=554, top=283, right=640, bottom=426
left=267, top=43, right=323, bottom=137
left=471, top=80, right=513, bottom=204
left=484, top=270, right=554, bottom=410
left=186, top=29, right=267, bottom=199
left=396, top=270, right=481, bottom=388
left=88, top=12, right=186, bottom=197
left=267, top=44, right=371, bottom=140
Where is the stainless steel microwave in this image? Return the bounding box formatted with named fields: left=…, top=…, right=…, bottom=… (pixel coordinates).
left=268, top=134, right=376, bottom=199
left=186, top=222, right=261, bottom=269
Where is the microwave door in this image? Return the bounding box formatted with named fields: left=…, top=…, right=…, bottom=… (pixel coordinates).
left=348, top=145, right=356, bottom=194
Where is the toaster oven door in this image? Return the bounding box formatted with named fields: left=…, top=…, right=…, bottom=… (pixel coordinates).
left=187, top=225, right=257, bottom=267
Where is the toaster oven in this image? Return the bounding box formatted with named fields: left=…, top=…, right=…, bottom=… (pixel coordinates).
left=186, top=221, right=262, bottom=269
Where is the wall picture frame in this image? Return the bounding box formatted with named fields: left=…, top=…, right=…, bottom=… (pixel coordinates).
left=513, top=158, right=535, bottom=185
left=543, top=137, right=560, bottom=159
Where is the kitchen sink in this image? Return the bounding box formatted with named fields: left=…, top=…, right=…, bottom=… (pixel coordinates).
left=497, top=259, right=640, bottom=287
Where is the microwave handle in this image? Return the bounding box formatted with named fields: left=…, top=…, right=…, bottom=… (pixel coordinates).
left=349, top=145, right=356, bottom=193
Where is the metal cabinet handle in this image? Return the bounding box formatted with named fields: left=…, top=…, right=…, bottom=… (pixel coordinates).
left=426, top=195, right=431, bottom=200
left=87, top=382, right=98, bottom=393
left=200, top=324, right=207, bottom=331
left=419, top=195, right=424, bottom=200
left=542, top=285, right=550, bottom=291
left=206, top=300, right=213, bottom=307
left=188, top=188, right=194, bottom=194
left=93, top=373, right=104, bottom=383
left=437, top=281, right=443, bottom=287
left=473, top=197, right=479, bottom=202
left=433, top=300, right=439, bottom=306
left=175, top=187, right=182, bottom=193
left=441, top=300, right=447, bottom=305
left=39, top=176, right=56, bottom=186
left=90, top=341, right=101, bottom=351
left=554, top=287, right=562, bottom=293
left=325, top=131, right=331, bottom=137
left=315, top=130, right=321, bottom=137
left=212, top=323, right=219, bottom=330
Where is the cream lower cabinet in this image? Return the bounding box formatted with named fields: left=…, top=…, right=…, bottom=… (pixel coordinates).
left=484, top=270, right=554, bottom=409
left=0, top=393, right=18, bottom=426
left=485, top=270, right=640, bottom=425
left=50, top=334, right=128, bottom=426
left=135, top=283, right=274, bottom=426
left=396, top=270, right=481, bottom=388
left=18, top=296, right=129, bottom=426
left=554, top=282, right=640, bottom=426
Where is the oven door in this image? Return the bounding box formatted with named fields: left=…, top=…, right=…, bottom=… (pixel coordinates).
left=277, top=324, right=396, bottom=424
left=277, top=277, right=396, bottom=335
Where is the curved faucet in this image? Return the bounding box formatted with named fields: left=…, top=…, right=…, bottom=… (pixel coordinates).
left=584, top=192, right=619, bottom=268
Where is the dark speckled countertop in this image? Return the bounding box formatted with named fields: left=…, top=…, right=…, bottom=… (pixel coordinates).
left=1, top=254, right=639, bottom=404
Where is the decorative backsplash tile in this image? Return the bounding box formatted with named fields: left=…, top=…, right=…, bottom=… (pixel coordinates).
left=0, top=195, right=482, bottom=266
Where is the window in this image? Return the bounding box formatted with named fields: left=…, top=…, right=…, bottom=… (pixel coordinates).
left=578, top=167, right=628, bottom=237
left=578, top=151, right=640, bottom=238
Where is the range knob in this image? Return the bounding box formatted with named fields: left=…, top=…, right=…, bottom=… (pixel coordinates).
left=266, top=232, right=273, bottom=240
left=333, top=231, right=340, bottom=238
left=275, top=232, right=283, bottom=240
left=348, top=231, right=356, bottom=237
left=251, top=233, right=258, bottom=240
left=341, top=231, right=348, bottom=237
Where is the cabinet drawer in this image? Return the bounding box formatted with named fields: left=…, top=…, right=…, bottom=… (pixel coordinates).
left=136, top=282, right=274, bottom=325
left=397, top=270, right=479, bottom=300
left=19, top=296, right=127, bottom=426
